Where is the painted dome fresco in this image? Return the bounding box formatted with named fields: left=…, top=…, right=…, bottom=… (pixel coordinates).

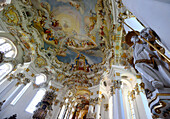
left=30, top=0, right=112, bottom=64
left=0, top=0, right=129, bottom=87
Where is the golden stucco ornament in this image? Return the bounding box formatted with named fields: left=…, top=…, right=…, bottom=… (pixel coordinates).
left=3, top=5, right=20, bottom=25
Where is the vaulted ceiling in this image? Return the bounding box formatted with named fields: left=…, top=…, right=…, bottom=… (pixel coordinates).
left=1, top=0, right=131, bottom=88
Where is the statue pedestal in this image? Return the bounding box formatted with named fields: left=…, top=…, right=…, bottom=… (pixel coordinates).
left=148, top=88, right=170, bottom=118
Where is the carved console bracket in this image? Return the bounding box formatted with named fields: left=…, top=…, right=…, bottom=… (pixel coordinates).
left=148, top=88, right=170, bottom=118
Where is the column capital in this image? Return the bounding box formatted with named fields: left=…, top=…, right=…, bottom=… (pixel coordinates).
left=129, top=90, right=136, bottom=101
left=104, top=104, right=109, bottom=111
left=110, top=86, right=115, bottom=95
left=89, top=98, right=94, bottom=105
left=139, top=82, right=145, bottom=91
left=113, top=80, right=122, bottom=89
left=94, top=97, right=102, bottom=105
left=59, top=102, right=64, bottom=108
left=54, top=99, right=60, bottom=106
left=134, top=83, right=140, bottom=95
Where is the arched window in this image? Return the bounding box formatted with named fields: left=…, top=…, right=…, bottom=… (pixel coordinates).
left=25, top=88, right=46, bottom=113
left=124, top=17, right=144, bottom=33
left=0, top=63, right=13, bottom=81
left=35, top=74, right=47, bottom=85
left=0, top=37, right=17, bottom=58
left=0, top=37, right=17, bottom=81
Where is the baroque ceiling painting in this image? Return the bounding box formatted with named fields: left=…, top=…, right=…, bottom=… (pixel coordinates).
left=32, top=0, right=109, bottom=64
left=1, top=0, right=170, bottom=119
left=1, top=0, right=128, bottom=88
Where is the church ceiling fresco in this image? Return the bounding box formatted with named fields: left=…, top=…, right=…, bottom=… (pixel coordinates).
left=30, top=0, right=112, bottom=64
left=0, top=0, right=129, bottom=87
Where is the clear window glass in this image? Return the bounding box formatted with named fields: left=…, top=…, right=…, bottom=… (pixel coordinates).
left=124, top=17, right=144, bottom=33
left=0, top=37, right=17, bottom=58
left=0, top=63, right=13, bottom=81
left=0, top=38, right=5, bottom=44
left=0, top=43, right=12, bottom=52
left=0, top=37, right=17, bottom=82
left=35, top=74, right=47, bottom=85
left=25, top=88, right=46, bottom=113
left=5, top=50, right=15, bottom=57
left=11, top=82, right=32, bottom=105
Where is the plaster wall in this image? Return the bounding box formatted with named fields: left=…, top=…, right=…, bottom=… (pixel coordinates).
left=0, top=84, right=38, bottom=119
left=122, top=0, right=170, bottom=51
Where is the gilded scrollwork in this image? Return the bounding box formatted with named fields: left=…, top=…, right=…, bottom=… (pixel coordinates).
left=104, top=104, right=109, bottom=111
left=54, top=99, right=60, bottom=106
left=8, top=73, right=30, bottom=86
left=2, top=5, right=20, bottom=25
left=134, top=83, right=140, bottom=95
left=154, top=101, right=166, bottom=114
left=113, top=80, right=122, bottom=89
left=130, top=90, right=136, bottom=101
left=34, top=56, right=47, bottom=68
left=139, top=82, right=145, bottom=91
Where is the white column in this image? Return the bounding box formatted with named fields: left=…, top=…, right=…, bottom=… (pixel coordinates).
left=1, top=84, right=24, bottom=110
left=69, top=108, right=75, bottom=119
left=122, top=90, right=131, bottom=119
left=134, top=81, right=152, bottom=119
left=64, top=106, right=69, bottom=119
left=112, top=80, right=125, bottom=119
left=58, top=104, right=66, bottom=119
left=65, top=108, right=71, bottom=119
left=87, top=98, right=94, bottom=119
left=138, top=92, right=152, bottom=119
left=113, top=88, right=119, bottom=119
left=109, top=95, right=113, bottom=119
left=50, top=101, right=60, bottom=119
left=0, top=78, right=11, bottom=93
left=78, top=110, right=82, bottom=119
left=95, top=101, right=101, bottom=119
left=133, top=99, right=140, bottom=119
left=0, top=79, right=17, bottom=100
left=119, top=89, right=125, bottom=119
left=56, top=106, right=62, bottom=119
left=88, top=104, right=94, bottom=114
left=64, top=104, right=71, bottom=119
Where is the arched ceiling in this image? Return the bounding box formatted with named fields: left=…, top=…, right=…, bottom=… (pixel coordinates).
left=0, top=0, right=132, bottom=88
left=30, top=0, right=112, bottom=64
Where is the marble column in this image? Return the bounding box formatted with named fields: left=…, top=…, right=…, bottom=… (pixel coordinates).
left=69, top=102, right=77, bottom=119
left=133, top=82, right=152, bottom=119
left=88, top=98, right=94, bottom=114
left=63, top=105, right=68, bottom=119
left=95, top=98, right=101, bottom=119
left=88, top=105, right=94, bottom=114
left=110, top=86, right=114, bottom=119
left=64, top=104, right=72, bottom=119
left=1, top=84, right=25, bottom=110
left=112, top=80, right=125, bottom=119
left=0, top=79, right=18, bottom=100
left=132, top=97, right=140, bottom=119
left=58, top=103, right=66, bottom=119
left=50, top=100, right=60, bottom=119
left=69, top=107, right=75, bottom=119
